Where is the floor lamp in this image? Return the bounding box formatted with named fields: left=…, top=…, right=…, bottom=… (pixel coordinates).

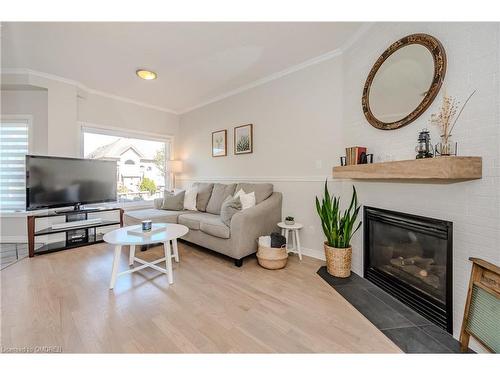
left=166, top=160, right=183, bottom=191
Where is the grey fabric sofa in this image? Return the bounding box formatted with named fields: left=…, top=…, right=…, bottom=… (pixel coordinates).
left=123, top=183, right=282, bottom=266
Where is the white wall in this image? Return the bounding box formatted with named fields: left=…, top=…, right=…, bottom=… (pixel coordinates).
left=341, top=22, right=500, bottom=347
left=78, top=92, right=179, bottom=140
left=178, top=23, right=500, bottom=346
left=179, top=57, right=345, bottom=259
left=1, top=71, right=181, bottom=156
left=0, top=73, right=181, bottom=241
left=1, top=89, right=49, bottom=154
left=0, top=89, right=49, bottom=241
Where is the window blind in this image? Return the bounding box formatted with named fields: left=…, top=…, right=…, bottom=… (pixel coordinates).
left=0, top=120, right=29, bottom=211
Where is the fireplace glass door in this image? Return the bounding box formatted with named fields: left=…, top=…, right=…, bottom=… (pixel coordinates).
left=364, top=207, right=453, bottom=332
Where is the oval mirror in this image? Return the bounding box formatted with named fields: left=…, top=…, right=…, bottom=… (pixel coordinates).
left=362, top=34, right=446, bottom=130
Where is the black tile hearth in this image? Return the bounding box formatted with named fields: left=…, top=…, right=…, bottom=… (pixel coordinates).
left=329, top=284, right=414, bottom=330
left=382, top=326, right=453, bottom=353
left=317, top=267, right=471, bottom=354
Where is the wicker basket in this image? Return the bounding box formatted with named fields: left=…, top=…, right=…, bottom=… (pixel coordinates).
left=324, top=242, right=352, bottom=278
left=257, top=245, right=288, bottom=270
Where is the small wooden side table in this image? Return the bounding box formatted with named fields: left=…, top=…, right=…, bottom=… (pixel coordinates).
left=277, top=222, right=303, bottom=260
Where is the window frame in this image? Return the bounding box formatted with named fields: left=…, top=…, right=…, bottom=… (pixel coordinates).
left=79, top=123, right=174, bottom=208
left=0, top=115, right=33, bottom=212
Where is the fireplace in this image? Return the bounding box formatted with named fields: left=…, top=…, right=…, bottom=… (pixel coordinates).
left=364, top=206, right=453, bottom=333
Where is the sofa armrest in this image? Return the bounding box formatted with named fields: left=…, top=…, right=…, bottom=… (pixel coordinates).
left=230, top=192, right=282, bottom=258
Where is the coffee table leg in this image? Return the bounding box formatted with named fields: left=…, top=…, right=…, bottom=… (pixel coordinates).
left=110, top=245, right=122, bottom=289
left=129, top=245, right=136, bottom=266
left=172, top=239, right=179, bottom=263
left=163, top=241, right=174, bottom=284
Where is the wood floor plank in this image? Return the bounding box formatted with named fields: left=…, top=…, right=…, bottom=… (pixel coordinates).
left=1, top=241, right=400, bottom=353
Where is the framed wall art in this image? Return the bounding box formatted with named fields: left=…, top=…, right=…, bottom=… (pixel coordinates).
left=212, top=129, right=227, bottom=157
left=234, top=124, right=253, bottom=155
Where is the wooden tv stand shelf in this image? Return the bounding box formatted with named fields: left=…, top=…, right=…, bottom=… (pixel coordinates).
left=27, top=207, right=124, bottom=257
left=332, top=156, right=482, bottom=183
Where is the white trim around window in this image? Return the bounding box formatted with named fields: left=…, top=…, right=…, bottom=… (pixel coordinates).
left=79, top=122, right=174, bottom=208
left=78, top=122, right=175, bottom=157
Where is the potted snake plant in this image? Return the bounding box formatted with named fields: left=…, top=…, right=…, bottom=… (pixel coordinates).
left=315, top=181, right=361, bottom=278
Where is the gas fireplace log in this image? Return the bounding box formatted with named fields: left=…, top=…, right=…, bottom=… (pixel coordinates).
left=389, top=260, right=440, bottom=289
left=392, top=256, right=434, bottom=268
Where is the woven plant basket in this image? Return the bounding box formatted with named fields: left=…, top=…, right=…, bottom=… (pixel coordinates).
left=257, top=245, right=288, bottom=270
left=324, top=242, right=352, bottom=278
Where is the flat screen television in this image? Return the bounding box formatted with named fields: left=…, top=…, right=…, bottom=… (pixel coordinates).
left=26, top=155, right=117, bottom=210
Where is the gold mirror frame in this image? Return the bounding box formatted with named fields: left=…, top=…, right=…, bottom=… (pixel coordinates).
left=362, top=33, right=447, bottom=130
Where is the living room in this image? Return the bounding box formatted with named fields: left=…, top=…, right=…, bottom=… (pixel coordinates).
left=1, top=1, right=499, bottom=372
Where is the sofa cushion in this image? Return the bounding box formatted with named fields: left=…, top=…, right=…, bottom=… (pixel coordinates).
left=161, top=191, right=185, bottom=211
left=206, top=183, right=237, bottom=214
left=178, top=213, right=202, bottom=230
left=200, top=218, right=230, bottom=239
left=178, top=212, right=230, bottom=239
left=193, top=182, right=214, bottom=212
left=177, top=212, right=215, bottom=230
left=235, top=183, right=273, bottom=204
left=220, top=195, right=241, bottom=226
left=123, top=208, right=188, bottom=225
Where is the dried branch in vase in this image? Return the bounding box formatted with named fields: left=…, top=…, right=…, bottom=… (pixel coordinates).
left=429, top=89, right=476, bottom=142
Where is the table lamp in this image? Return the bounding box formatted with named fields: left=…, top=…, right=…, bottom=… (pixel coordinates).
left=166, top=160, right=183, bottom=191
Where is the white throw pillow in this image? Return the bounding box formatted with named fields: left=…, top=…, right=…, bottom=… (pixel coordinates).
left=183, top=186, right=198, bottom=211
left=234, top=189, right=256, bottom=210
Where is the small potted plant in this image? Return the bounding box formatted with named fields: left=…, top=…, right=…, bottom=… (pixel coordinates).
left=315, top=181, right=361, bottom=278
left=285, top=216, right=295, bottom=225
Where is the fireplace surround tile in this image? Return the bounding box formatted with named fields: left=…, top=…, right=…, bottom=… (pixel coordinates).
left=317, top=268, right=470, bottom=353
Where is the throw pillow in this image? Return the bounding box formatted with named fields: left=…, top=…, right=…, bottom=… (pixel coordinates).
left=161, top=191, right=185, bottom=211
left=234, top=183, right=273, bottom=204
left=193, top=182, right=214, bottom=212
left=234, top=189, right=256, bottom=210
left=183, top=186, right=198, bottom=211
left=206, top=183, right=237, bottom=215
left=153, top=197, right=164, bottom=209
left=220, top=195, right=242, bottom=226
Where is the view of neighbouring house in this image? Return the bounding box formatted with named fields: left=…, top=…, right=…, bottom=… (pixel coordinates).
left=85, top=137, right=168, bottom=202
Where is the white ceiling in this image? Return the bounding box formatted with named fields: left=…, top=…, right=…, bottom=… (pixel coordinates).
left=1, top=22, right=363, bottom=113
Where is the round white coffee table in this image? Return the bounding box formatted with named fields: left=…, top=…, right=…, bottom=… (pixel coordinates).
left=277, top=222, right=303, bottom=260
left=104, top=223, right=188, bottom=289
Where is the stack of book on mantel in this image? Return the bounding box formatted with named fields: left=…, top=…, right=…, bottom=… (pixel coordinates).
left=345, top=146, right=366, bottom=165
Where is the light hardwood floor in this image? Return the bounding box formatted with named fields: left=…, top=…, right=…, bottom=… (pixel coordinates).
left=1, top=241, right=400, bottom=353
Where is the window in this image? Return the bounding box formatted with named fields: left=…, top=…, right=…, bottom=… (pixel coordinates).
left=82, top=127, right=171, bottom=203
left=0, top=117, right=31, bottom=212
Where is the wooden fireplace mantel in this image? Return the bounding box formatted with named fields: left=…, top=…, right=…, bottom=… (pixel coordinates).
left=332, top=156, right=482, bottom=183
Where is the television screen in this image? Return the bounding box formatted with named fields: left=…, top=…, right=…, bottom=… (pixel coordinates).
left=26, top=155, right=117, bottom=210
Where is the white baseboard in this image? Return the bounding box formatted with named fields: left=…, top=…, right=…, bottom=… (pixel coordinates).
left=0, top=236, right=28, bottom=243
left=300, top=246, right=325, bottom=261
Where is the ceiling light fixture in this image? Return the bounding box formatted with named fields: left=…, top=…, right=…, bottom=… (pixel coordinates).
left=136, top=69, right=157, bottom=80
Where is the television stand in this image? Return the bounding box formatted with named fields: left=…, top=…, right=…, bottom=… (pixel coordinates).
left=54, top=203, right=93, bottom=213
left=27, top=207, right=124, bottom=257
